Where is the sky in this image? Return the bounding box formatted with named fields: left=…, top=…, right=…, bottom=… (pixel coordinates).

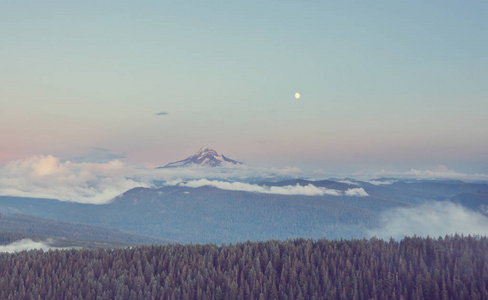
left=1, top=1, right=487, bottom=174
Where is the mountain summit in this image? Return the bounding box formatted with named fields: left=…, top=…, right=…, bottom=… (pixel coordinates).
left=159, top=147, right=244, bottom=168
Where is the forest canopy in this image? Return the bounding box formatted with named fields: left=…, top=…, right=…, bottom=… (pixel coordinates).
left=1, top=235, right=487, bottom=299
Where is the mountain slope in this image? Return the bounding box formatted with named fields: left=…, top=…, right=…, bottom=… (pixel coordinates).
left=1, top=179, right=487, bottom=244
left=0, top=213, right=167, bottom=245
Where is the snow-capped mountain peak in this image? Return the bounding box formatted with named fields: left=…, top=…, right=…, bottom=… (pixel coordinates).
left=159, top=147, right=244, bottom=168
left=195, top=146, right=218, bottom=159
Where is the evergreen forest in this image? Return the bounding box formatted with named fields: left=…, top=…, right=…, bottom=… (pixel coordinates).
left=1, top=235, right=488, bottom=299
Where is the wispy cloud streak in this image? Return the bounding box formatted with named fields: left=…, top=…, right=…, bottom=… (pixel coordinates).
left=0, top=239, right=71, bottom=253
left=168, top=179, right=369, bottom=197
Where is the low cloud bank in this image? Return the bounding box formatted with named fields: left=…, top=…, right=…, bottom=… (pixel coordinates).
left=0, top=155, right=312, bottom=204
left=178, top=179, right=340, bottom=196
left=403, top=166, right=488, bottom=181
left=336, top=180, right=360, bottom=186
left=170, top=179, right=369, bottom=197
left=0, top=155, right=149, bottom=204
left=345, top=188, right=369, bottom=197
left=368, top=202, right=488, bottom=240
left=367, top=179, right=397, bottom=185
left=0, top=239, right=69, bottom=253
left=148, top=164, right=293, bottom=181
left=364, top=165, right=488, bottom=182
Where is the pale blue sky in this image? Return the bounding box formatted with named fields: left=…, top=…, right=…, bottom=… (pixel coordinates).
left=1, top=1, right=487, bottom=173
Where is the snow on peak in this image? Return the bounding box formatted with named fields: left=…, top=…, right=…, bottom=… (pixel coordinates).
left=198, top=146, right=211, bottom=152
left=159, top=147, right=244, bottom=168
left=195, top=147, right=218, bottom=159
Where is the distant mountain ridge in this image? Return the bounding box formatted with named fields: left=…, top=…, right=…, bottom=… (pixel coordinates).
left=1, top=179, right=487, bottom=244
left=0, top=212, right=166, bottom=245
left=159, top=147, right=244, bottom=168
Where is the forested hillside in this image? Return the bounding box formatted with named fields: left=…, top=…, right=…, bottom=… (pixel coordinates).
left=1, top=235, right=487, bottom=299
left=0, top=213, right=167, bottom=245
left=2, top=180, right=487, bottom=244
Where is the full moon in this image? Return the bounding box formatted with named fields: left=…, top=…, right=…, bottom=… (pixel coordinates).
left=294, top=93, right=300, bottom=99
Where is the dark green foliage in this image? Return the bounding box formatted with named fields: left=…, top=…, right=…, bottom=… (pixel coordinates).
left=1, top=235, right=487, bottom=299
